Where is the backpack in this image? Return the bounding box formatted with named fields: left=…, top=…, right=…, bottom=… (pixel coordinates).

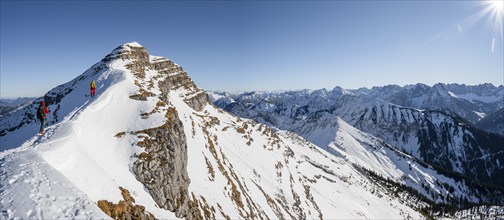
left=37, top=106, right=44, bottom=119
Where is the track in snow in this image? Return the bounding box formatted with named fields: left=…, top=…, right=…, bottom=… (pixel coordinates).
left=0, top=125, right=108, bottom=219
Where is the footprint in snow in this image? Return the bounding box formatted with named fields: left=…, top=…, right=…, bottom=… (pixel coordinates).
left=26, top=209, right=34, bottom=217
left=8, top=178, right=17, bottom=184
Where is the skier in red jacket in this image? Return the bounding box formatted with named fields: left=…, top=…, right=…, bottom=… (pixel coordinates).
left=36, top=101, right=49, bottom=134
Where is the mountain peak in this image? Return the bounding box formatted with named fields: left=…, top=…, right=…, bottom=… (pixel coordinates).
left=102, top=42, right=149, bottom=63
left=113, top=41, right=146, bottom=53
left=123, top=41, right=143, bottom=48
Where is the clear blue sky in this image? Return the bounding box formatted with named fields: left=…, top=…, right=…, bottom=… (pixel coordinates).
left=1, top=0, right=503, bottom=98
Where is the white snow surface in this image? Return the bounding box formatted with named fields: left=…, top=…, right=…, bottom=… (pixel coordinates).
left=447, top=91, right=458, bottom=98
left=474, top=111, right=487, bottom=119
left=124, top=42, right=143, bottom=48
left=1, top=43, right=425, bottom=219
left=327, top=118, right=478, bottom=204
left=283, top=104, right=480, bottom=205
left=0, top=150, right=109, bottom=219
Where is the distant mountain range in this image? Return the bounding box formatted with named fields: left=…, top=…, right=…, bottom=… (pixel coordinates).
left=209, top=83, right=504, bottom=189
left=211, top=82, right=503, bottom=123
left=0, top=97, right=35, bottom=118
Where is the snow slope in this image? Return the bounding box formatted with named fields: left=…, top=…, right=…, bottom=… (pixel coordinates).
left=0, top=149, right=109, bottom=219
left=327, top=117, right=484, bottom=204
left=175, top=91, right=421, bottom=219
left=1, top=43, right=425, bottom=219
left=339, top=99, right=504, bottom=187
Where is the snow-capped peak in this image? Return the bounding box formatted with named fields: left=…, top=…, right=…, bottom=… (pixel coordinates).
left=123, top=41, right=143, bottom=48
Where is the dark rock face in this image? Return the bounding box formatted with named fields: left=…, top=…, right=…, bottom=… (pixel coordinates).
left=184, top=92, right=209, bottom=112
left=132, top=107, right=192, bottom=218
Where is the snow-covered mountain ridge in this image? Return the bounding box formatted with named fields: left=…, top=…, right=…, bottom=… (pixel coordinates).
left=0, top=42, right=469, bottom=219
left=210, top=82, right=503, bottom=124
left=210, top=84, right=504, bottom=206
left=0, top=98, right=35, bottom=118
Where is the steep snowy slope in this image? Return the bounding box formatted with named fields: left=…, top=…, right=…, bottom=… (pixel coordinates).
left=1, top=43, right=425, bottom=219
left=336, top=99, right=504, bottom=187
left=294, top=115, right=504, bottom=205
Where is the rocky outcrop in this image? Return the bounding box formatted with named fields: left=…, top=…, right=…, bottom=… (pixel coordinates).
left=97, top=187, right=155, bottom=220
left=114, top=43, right=210, bottom=111
left=122, top=44, right=202, bottom=219
left=184, top=91, right=209, bottom=112
left=152, top=57, right=209, bottom=111
left=132, top=106, right=195, bottom=219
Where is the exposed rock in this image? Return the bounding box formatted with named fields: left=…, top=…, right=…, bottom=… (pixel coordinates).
left=124, top=48, right=202, bottom=219
left=156, top=68, right=209, bottom=111
left=102, top=44, right=150, bottom=79
left=132, top=106, right=194, bottom=218
left=184, top=91, right=209, bottom=112
left=129, top=88, right=156, bottom=101
left=97, top=187, right=155, bottom=220
left=115, top=44, right=210, bottom=111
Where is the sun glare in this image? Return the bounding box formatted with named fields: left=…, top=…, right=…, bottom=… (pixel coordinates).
left=483, top=0, right=504, bottom=29
left=490, top=0, right=504, bottom=12
left=479, top=0, right=504, bottom=51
